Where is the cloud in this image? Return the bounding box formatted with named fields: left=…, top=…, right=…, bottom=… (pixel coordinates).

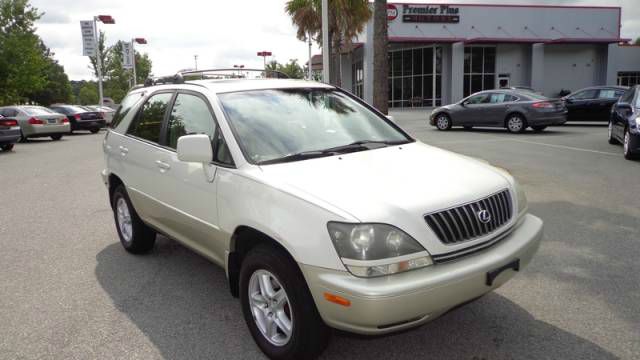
left=39, top=10, right=72, bottom=24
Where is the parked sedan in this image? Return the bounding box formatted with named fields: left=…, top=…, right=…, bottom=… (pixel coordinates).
left=430, top=90, right=567, bottom=133
left=563, top=86, right=627, bottom=121
left=0, top=114, right=21, bottom=151
left=608, top=85, right=640, bottom=160
left=88, top=105, right=116, bottom=125
left=48, top=104, right=106, bottom=133
left=0, top=106, right=70, bottom=141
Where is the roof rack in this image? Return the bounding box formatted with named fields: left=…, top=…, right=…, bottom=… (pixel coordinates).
left=143, top=68, right=289, bottom=87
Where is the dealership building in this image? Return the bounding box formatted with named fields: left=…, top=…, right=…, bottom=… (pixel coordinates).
left=334, top=3, right=640, bottom=108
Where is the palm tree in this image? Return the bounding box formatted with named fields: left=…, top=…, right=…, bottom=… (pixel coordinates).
left=372, top=0, right=388, bottom=114
left=285, top=0, right=370, bottom=86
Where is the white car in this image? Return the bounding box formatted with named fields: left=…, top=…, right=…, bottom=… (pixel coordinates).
left=87, top=105, right=116, bottom=124
left=102, top=75, right=543, bottom=359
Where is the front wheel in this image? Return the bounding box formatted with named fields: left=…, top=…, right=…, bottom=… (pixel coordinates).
left=506, top=114, right=527, bottom=133
left=623, top=129, right=638, bottom=160
left=111, top=185, right=156, bottom=253
left=90, top=128, right=100, bottom=134
left=434, top=114, right=452, bottom=131
left=1, top=144, right=14, bottom=151
left=51, top=134, right=63, bottom=141
left=240, top=244, right=329, bottom=360
left=531, top=125, right=547, bottom=132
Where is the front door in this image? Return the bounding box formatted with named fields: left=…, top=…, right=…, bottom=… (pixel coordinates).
left=458, top=93, right=492, bottom=126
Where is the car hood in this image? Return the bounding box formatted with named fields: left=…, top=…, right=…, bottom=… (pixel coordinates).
left=257, top=142, right=514, bottom=253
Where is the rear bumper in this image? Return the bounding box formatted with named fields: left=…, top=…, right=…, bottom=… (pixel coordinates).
left=0, top=127, right=21, bottom=144
left=73, top=120, right=106, bottom=130
left=529, top=112, right=567, bottom=126
left=22, top=123, right=70, bottom=137
left=301, top=214, right=543, bottom=335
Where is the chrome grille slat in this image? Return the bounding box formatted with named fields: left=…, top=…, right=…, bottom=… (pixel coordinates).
left=424, top=190, right=513, bottom=245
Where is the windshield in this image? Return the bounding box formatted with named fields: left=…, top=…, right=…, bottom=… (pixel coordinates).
left=218, top=88, right=411, bottom=164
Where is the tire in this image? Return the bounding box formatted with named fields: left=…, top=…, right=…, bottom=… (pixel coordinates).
left=90, top=128, right=100, bottom=134
left=1, top=144, right=14, bottom=151
left=506, top=114, right=527, bottom=133
left=463, top=126, right=473, bottom=130
left=608, top=121, right=619, bottom=145
left=111, top=185, right=156, bottom=253
left=623, top=128, right=639, bottom=160
left=434, top=113, right=452, bottom=131
left=531, top=125, right=547, bottom=132
left=51, top=134, right=63, bottom=141
left=18, top=132, right=26, bottom=143
left=240, top=244, right=330, bottom=360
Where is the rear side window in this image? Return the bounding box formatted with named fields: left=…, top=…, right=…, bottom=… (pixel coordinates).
left=127, top=92, right=173, bottom=144
left=165, top=93, right=216, bottom=149
left=570, top=89, right=597, bottom=100
left=489, top=93, right=506, bottom=103
left=597, top=89, right=619, bottom=99
left=111, top=92, right=144, bottom=129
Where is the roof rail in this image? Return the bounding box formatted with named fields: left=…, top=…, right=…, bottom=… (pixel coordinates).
left=143, top=68, right=289, bottom=87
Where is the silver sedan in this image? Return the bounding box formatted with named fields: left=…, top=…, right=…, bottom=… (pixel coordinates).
left=430, top=90, right=567, bottom=133
left=0, top=106, right=70, bottom=141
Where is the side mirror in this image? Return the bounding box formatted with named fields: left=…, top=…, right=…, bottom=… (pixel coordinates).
left=177, top=134, right=212, bottom=163
left=460, top=101, right=467, bottom=107
left=564, top=98, right=573, bottom=104
left=386, top=115, right=395, bottom=123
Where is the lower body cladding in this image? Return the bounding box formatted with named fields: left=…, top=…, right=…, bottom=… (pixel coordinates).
left=72, top=119, right=106, bottom=132
left=301, top=214, right=543, bottom=335
left=0, top=127, right=21, bottom=144
left=22, top=123, right=71, bottom=137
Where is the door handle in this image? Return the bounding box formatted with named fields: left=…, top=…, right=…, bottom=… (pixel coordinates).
left=118, top=146, right=128, bottom=155
left=155, top=160, right=171, bottom=171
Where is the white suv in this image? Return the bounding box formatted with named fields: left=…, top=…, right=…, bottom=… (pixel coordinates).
left=102, top=74, right=543, bottom=359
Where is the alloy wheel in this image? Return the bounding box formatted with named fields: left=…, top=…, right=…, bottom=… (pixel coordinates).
left=248, top=269, right=293, bottom=347
left=624, top=130, right=630, bottom=155
left=608, top=122, right=613, bottom=139
left=116, top=197, right=133, bottom=243
left=436, top=115, right=450, bottom=130
left=507, top=116, right=524, bottom=133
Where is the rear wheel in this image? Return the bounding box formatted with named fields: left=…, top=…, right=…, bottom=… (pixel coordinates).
left=608, top=121, right=619, bottom=145
left=531, top=125, right=547, bottom=132
left=1, top=144, right=14, bottom=151
left=240, top=244, right=330, bottom=360
left=111, top=185, right=156, bottom=253
left=623, top=129, right=638, bottom=160
left=18, top=132, right=26, bottom=142
left=51, top=134, right=63, bottom=141
left=506, top=114, right=527, bottom=133
left=434, top=114, right=452, bottom=131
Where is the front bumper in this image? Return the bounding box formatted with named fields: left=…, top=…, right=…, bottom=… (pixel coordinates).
left=22, top=123, right=70, bottom=137
left=301, top=214, right=543, bottom=335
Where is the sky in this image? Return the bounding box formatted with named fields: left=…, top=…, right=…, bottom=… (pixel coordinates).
left=31, top=0, right=640, bottom=81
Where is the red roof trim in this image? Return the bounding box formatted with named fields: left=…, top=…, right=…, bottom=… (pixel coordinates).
left=389, top=3, right=621, bottom=10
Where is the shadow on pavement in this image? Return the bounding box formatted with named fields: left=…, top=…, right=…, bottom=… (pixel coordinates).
left=95, top=221, right=621, bottom=359
left=447, top=127, right=582, bottom=136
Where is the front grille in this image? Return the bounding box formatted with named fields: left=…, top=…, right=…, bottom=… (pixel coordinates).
left=424, top=190, right=512, bottom=244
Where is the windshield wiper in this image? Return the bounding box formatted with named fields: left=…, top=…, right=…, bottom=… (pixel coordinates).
left=257, top=140, right=411, bottom=165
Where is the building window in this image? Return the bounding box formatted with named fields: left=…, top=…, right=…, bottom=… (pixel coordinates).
left=352, top=60, right=364, bottom=99
left=388, top=46, right=442, bottom=108
left=464, top=46, right=496, bottom=97
left=617, top=72, right=640, bottom=87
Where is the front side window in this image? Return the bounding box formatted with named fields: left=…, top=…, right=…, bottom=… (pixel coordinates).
left=111, top=92, right=145, bottom=129
left=620, top=89, right=635, bottom=104
left=465, top=94, right=489, bottom=104
left=127, top=92, right=173, bottom=144
left=218, top=89, right=411, bottom=164
left=166, top=93, right=216, bottom=149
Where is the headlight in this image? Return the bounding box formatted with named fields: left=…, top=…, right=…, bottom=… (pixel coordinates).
left=327, top=222, right=433, bottom=277
left=514, top=180, right=528, bottom=216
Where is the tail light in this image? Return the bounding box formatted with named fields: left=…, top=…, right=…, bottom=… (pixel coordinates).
left=74, top=114, right=81, bottom=120
left=61, top=118, right=69, bottom=124
left=28, top=117, right=44, bottom=125
left=532, top=101, right=554, bottom=109
left=0, top=119, right=18, bottom=127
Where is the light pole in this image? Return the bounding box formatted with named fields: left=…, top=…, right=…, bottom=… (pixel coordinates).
left=131, top=37, right=147, bottom=86
left=233, top=64, right=245, bottom=77
left=307, top=32, right=313, bottom=80
left=93, top=15, right=115, bottom=106
left=321, top=0, right=330, bottom=83
left=257, top=51, right=272, bottom=70
left=194, top=55, right=199, bottom=70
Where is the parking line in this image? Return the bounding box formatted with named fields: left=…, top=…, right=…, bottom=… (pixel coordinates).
left=508, top=139, right=619, bottom=156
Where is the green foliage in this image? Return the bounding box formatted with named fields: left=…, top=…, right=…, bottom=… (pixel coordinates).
left=635, top=37, right=640, bottom=46
left=0, top=0, right=47, bottom=104
left=26, top=42, right=72, bottom=105
left=135, top=52, right=152, bottom=84
left=278, top=59, right=305, bottom=79
left=78, top=82, right=98, bottom=105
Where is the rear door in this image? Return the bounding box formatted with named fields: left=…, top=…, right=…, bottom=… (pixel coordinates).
left=595, top=89, right=623, bottom=121
left=485, top=92, right=515, bottom=126
left=566, top=89, right=598, bottom=121
left=612, top=89, right=635, bottom=139
left=153, top=91, right=233, bottom=264
left=119, top=91, right=175, bottom=228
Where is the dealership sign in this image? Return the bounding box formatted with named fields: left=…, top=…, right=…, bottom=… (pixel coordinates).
left=387, top=4, right=398, bottom=20
left=401, top=4, right=460, bottom=23
left=122, top=42, right=134, bottom=69
left=80, top=20, right=96, bottom=56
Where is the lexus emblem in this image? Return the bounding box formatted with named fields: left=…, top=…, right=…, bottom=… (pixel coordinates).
left=477, top=209, right=491, bottom=224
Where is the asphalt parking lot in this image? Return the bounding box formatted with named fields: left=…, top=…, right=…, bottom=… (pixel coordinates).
left=1, top=114, right=639, bottom=360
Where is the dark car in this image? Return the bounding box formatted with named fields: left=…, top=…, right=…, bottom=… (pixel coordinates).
left=563, top=86, right=627, bottom=122
left=0, top=114, right=21, bottom=151
left=430, top=90, right=567, bottom=133
left=48, top=104, right=106, bottom=133
left=608, top=85, right=640, bottom=160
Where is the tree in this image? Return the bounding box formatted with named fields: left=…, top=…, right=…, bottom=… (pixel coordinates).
left=134, top=52, right=152, bottom=84
left=88, top=31, right=109, bottom=80
left=278, top=59, right=305, bottom=79
left=0, top=0, right=47, bottom=104
left=372, top=0, right=388, bottom=114
left=635, top=37, right=640, bottom=46
left=285, top=0, right=370, bottom=86
left=27, top=42, right=72, bottom=105
left=78, top=82, right=98, bottom=105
